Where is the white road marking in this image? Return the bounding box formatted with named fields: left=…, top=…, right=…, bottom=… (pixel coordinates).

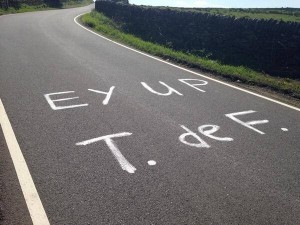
left=52, top=97, right=79, bottom=102
left=225, top=110, right=269, bottom=135
left=74, top=13, right=300, bottom=112
left=198, top=125, right=233, bottom=141
left=179, top=125, right=210, bottom=148
left=178, top=79, right=207, bottom=93
left=281, top=128, right=288, bottom=132
left=44, top=91, right=88, bottom=110
left=141, top=81, right=183, bottom=96
left=148, top=160, right=156, bottom=166
left=0, top=99, right=50, bottom=225
left=88, top=86, right=115, bottom=105
left=76, top=132, right=137, bottom=173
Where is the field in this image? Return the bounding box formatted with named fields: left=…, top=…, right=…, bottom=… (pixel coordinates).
left=147, top=7, right=300, bottom=23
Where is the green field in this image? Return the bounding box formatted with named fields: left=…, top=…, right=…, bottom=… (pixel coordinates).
left=146, top=7, right=300, bottom=23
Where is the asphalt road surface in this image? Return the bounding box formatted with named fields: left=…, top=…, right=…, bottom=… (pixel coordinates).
left=0, top=5, right=300, bottom=225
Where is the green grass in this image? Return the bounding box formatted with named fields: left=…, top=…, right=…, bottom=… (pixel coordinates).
left=81, top=11, right=300, bottom=99
left=149, top=7, right=300, bottom=23
left=0, top=0, right=92, bottom=16
left=0, top=4, right=49, bottom=15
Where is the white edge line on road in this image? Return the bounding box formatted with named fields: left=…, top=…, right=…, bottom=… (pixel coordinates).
left=74, top=13, right=300, bottom=112
left=0, top=99, right=50, bottom=225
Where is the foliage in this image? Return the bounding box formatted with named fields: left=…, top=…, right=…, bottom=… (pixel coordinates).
left=81, top=11, right=300, bottom=99
left=0, top=3, right=46, bottom=14
left=150, top=7, right=300, bottom=23
left=0, top=0, right=92, bottom=10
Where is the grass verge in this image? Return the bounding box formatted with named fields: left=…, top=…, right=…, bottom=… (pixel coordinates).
left=0, top=0, right=92, bottom=16
left=80, top=11, right=300, bottom=99
left=0, top=4, right=51, bottom=15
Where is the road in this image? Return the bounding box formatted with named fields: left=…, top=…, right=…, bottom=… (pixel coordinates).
left=0, top=5, right=300, bottom=225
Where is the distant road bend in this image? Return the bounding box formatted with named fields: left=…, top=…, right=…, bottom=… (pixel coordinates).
left=0, top=5, right=300, bottom=225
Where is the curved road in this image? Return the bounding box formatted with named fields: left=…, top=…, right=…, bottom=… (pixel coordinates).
left=0, top=5, right=300, bottom=225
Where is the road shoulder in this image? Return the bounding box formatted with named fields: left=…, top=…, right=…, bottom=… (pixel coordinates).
left=0, top=129, right=32, bottom=225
